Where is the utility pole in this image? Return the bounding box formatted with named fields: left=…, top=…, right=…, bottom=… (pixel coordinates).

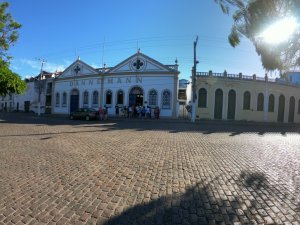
left=37, top=58, right=46, bottom=116
left=191, top=36, right=198, bottom=122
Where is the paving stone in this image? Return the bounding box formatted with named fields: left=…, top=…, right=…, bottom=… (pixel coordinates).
left=0, top=114, right=299, bottom=225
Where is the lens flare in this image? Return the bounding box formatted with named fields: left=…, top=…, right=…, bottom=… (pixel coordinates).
left=259, top=17, right=298, bottom=44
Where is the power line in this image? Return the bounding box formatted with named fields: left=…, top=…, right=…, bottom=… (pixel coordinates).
left=34, top=34, right=253, bottom=60
left=14, top=34, right=265, bottom=78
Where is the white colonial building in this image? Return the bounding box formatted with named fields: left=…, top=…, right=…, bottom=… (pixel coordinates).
left=1, top=72, right=58, bottom=113
left=53, top=51, right=180, bottom=117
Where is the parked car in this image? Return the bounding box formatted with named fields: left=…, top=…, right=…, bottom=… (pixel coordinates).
left=69, top=108, right=98, bottom=120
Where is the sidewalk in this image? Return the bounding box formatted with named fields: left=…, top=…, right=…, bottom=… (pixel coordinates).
left=1, top=111, right=299, bottom=127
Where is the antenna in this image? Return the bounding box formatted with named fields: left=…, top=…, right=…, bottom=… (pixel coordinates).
left=101, top=36, right=106, bottom=68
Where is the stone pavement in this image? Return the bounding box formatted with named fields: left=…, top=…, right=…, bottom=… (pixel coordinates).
left=0, top=113, right=299, bottom=225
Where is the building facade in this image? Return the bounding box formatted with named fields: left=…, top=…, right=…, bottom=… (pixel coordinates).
left=0, top=72, right=57, bottom=113
left=287, top=71, right=300, bottom=84
left=3, top=52, right=300, bottom=123
left=189, top=71, right=300, bottom=123
left=53, top=52, right=180, bottom=118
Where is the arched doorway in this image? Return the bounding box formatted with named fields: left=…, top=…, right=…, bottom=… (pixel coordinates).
left=214, top=89, right=223, bottom=119
left=70, top=89, right=79, bottom=113
left=227, top=90, right=236, bottom=120
left=129, top=86, right=144, bottom=106
left=277, top=94, right=285, bottom=122
left=288, top=96, right=295, bottom=123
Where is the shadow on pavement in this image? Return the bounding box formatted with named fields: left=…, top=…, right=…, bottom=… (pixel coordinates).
left=0, top=112, right=300, bottom=137
left=101, top=171, right=299, bottom=225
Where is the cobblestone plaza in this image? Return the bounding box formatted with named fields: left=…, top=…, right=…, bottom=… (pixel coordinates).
left=0, top=113, right=299, bottom=225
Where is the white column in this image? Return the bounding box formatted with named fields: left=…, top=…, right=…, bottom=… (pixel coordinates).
left=263, top=83, right=269, bottom=121
left=284, top=95, right=289, bottom=123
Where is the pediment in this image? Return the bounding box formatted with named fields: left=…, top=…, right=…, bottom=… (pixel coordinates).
left=58, top=59, right=99, bottom=78
left=108, top=52, right=176, bottom=74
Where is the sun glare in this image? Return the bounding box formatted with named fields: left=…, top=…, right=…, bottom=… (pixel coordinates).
left=259, top=17, right=298, bottom=44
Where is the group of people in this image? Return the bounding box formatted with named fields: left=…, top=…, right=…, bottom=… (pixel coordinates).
left=99, top=105, right=160, bottom=120
left=119, top=105, right=160, bottom=119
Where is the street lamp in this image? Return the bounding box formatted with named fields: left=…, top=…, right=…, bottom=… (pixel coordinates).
left=37, top=59, right=46, bottom=116
left=191, top=36, right=199, bottom=123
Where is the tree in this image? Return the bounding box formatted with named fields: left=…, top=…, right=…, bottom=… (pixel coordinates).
left=214, top=0, right=300, bottom=72
left=0, top=59, right=26, bottom=96
left=0, top=2, right=25, bottom=96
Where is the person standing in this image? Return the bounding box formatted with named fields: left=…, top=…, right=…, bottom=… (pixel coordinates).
left=128, top=106, right=132, bottom=118
left=115, top=104, right=119, bottom=117
left=141, top=106, right=146, bottom=119
left=99, top=107, right=104, bottom=121
left=104, top=105, right=108, bottom=120
left=137, top=106, right=142, bottom=119
left=146, top=106, right=150, bottom=119
left=154, top=106, right=160, bottom=119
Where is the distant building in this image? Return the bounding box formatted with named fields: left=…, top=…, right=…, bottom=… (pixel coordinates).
left=275, top=71, right=300, bottom=85
left=178, top=79, right=189, bottom=118
left=287, top=71, right=300, bottom=84
left=0, top=71, right=59, bottom=113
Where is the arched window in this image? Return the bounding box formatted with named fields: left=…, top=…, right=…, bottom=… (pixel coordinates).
left=92, top=91, right=98, bottom=105
left=83, top=91, right=89, bottom=106
left=298, top=99, right=300, bottom=114
left=227, top=90, right=236, bottom=120
left=243, top=91, right=251, bottom=110
left=257, top=93, right=264, bottom=111
left=148, top=89, right=158, bottom=107
left=162, top=90, right=171, bottom=109
left=106, top=90, right=112, bottom=105
left=198, top=88, right=207, bottom=108
left=288, top=96, right=295, bottom=123
left=55, top=93, right=60, bottom=106
left=214, top=89, right=223, bottom=119
left=62, top=92, right=67, bottom=106
left=117, top=90, right=124, bottom=105
left=268, top=94, right=275, bottom=112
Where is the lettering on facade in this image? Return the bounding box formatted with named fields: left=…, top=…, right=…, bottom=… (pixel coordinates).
left=136, top=77, right=142, bottom=83
left=104, top=76, right=143, bottom=84
left=69, top=77, right=143, bottom=87
left=69, top=80, right=76, bottom=86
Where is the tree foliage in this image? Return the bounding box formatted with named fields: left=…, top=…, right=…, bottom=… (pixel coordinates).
left=0, top=2, right=25, bottom=96
left=0, top=59, right=26, bottom=96
left=215, top=0, right=300, bottom=72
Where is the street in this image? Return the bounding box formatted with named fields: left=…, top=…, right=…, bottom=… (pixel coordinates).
left=0, top=113, right=299, bottom=225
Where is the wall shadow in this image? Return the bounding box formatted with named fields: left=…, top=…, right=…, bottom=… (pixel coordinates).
left=1, top=112, right=300, bottom=137
left=101, top=171, right=298, bottom=225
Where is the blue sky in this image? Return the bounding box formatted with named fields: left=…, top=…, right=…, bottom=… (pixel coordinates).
left=8, top=0, right=270, bottom=80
